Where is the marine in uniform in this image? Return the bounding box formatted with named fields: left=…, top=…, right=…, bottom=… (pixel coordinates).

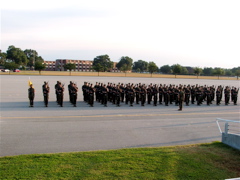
left=88, top=84, right=95, bottom=107
left=206, top=87, right=211, bottom=105
left=140, top=85, right=147, bottom=106
left=125, top=85, right=130, bottom=105
left=158, top=84, right=163, bottom=104
left=120, top=83, right=125, bottom=102
left=94, top=82, right=100, bottom=101
left=232, top=87, right=239, bottom=105
left=57, top=82, right=64, bottom=107
left=152, top=84, right=158, bottom=106
left=147, top=85, right=152, bottom=104
left=128, top=85, right=135, bottom=107
left=55, top=81, right=60, bottom=103
left=178, top=87, right=185, bottom=111
left=174, top=86, right=179, bottom=106
left=68, top=81, right=73, bottom=103
left=111, top=84, right=116, bottom=105
left=196, top=87, right=203, bottom=106
left=82, top=82, right=88, bottom=102
left=42, top=81, right=50, bottom=107
left=134, top=84, right=140, bottom=104
left=71, top=83, right=78, bottom=107
left=102, top=84, right=108, bottom=107
left=216, top=87, right=221, bottom=105
left=115, top=85, right=122, bottom=107
left=184, top=87, right=190, bottom=106
left=224, top=86, right=230, bottom=105
left=191, top=85, right=196, bottom=104
left=28, top=84, right=35, bottom=107
left=163, top=86, right=169, bottom=106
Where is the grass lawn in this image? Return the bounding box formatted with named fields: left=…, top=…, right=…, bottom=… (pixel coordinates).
left=0, top=71, right=238, bottom=80
left=1, top=142, right=240, bottom=180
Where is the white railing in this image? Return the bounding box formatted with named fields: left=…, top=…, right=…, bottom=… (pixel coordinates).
left=216, top=118, right=240, bottom=135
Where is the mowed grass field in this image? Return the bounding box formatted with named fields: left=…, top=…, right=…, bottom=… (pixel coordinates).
left=1, top=142, right=240, bottom=180
left=0, top=70, right=239, bottom=80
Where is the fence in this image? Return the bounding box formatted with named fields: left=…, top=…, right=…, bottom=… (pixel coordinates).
left=216, top=118, right=240, bottom=150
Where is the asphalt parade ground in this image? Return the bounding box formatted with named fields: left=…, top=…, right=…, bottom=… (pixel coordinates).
left=0, top=75, right=239, bottom=156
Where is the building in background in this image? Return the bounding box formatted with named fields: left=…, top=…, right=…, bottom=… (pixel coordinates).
left=44, top=59, right=119, bottom=72
left=44, top=61, right=56, bottom=71
left=111, top=62, right=119, bottom=72
left=55, top=59, right=93, bottom=71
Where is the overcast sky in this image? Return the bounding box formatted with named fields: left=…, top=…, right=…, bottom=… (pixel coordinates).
left=1, top=0, right=240, bottom=68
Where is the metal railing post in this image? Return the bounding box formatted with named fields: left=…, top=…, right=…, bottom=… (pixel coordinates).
left=224, top=122, right=229, bottom=134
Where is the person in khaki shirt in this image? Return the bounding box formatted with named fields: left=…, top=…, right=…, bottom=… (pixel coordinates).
left=178, top=87, right=185, bottom=111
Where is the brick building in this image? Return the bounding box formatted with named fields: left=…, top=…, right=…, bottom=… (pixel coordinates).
left=55, top=59, right=93, bottom=71
left=44, top=61, right=56, bottom=71
left=44, top=59, right=119, bottom=72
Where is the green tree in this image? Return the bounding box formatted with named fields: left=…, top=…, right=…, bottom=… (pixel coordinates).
left=132, top=60, right=148, bottom=72
left=194, top=67, right=203, bottom=78
left=171, top=64, right=182, bottom=78
left=64, top=63, right=76, bottom=76
left=116, top=56, right=133, bottom=73
left=213, top=67, right=225, bottom=79
left=0, top=52, right=7, bottom=65
left=235, top=69, right=240, bottom=79
left=120, top=64, right=129, bottom=77
left=231, top=66, right=239, bottom=74
left=4, top=62, right=19, bottom=74
left=34, top=61, right=46, bottom=75
left=136, top=68, right=141, bottom=73
left=159, top=65, right=171, bottom=74
left=224, top=69, right=233, bottom=77
left=181, top=67, right=189, bottom=75
left=93, top=55, right=113, bottom=72
left=24, top=49, right=44, bottom=70
left=231, top=66, right=240, bottom=79
left=148, top=61, right=158, bottom=77
left=203, top=67, right=213, bottom=76
left=92, top=63, right=104, bottom=76
left=6, top=45, right=28, bottom=66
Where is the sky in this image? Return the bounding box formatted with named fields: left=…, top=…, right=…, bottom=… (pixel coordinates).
left=1, top=0, right=240, bottom=69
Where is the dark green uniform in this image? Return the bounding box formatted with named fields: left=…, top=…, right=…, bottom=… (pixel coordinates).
left=232, top=88, right=239, bottom=105
left=158, top=85, right=163, bottom=104
left=28, top=85, right=35, bottom=107
left=178, top=88, right=185, bottom=111
left=216, top=88, right=221, bottom=105
left=57, top=84, right=64, bottom=107
left=71, top=84, right=78, bottom=107
left=88, top=85, right=95, bottom=107
left=140, top=86, right=147, bottom=106
left=128, top=87, right=135, bottom=106
left=224, top=87, right=230, bottom=105
left=42, top=82, right=49, bottom=107
left=152, top=85, right=158, bottom=106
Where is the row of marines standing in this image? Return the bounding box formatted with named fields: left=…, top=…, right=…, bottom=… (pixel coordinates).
left=29, top=81, right=238, bottom=108
left=82, top=82, right=239, bottom=108
left=41, top=81, right=78, bottom=107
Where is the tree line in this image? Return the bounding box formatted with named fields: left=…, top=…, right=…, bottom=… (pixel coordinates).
left=1, top=45, right=239, bottom=78
left=0, top=45, right=46, bottom=73
left=91, top=54, right=240, bottom=78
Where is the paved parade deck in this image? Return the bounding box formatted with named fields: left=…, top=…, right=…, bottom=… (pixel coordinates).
left=1, top=75, right=239, bottom=156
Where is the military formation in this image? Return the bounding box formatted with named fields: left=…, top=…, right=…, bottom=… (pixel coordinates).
left=28, top=81, right=239, bottom=110
left=82, top=82, right=239, bottom=110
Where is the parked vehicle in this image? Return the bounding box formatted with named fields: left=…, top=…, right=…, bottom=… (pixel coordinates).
left=13, top=69, right=20, bottom=72
left=1, top=69, right=10, bottom=72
